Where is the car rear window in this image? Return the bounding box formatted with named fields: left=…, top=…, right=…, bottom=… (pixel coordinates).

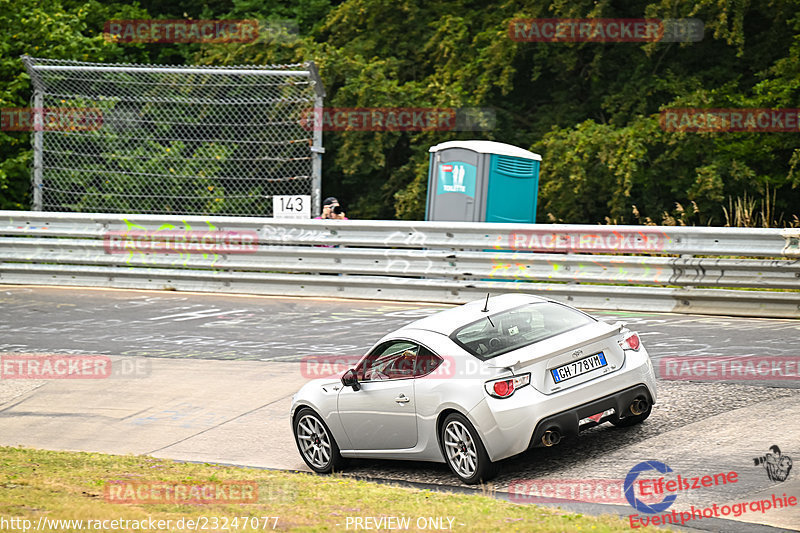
left=451, top=302, right=596, bottom=360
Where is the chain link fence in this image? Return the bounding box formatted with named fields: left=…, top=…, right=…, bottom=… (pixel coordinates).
left=22, top=56, right=324, bottom=217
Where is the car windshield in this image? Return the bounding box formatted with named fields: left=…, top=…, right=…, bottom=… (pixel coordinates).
left=451, top=302, right=596, bottom=360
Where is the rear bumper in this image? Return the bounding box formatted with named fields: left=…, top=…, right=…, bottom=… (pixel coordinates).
left=467, top=346, right=657, bottom=462
left=527, top=383, right=653, bottom=449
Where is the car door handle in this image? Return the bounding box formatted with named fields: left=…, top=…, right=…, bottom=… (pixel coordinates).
left=394, top=394, right=410, bottom=404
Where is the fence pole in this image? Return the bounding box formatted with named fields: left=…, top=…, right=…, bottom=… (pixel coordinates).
left=308, top=61, right=326, bottom=217
left=32, top=91, right=43, bottom=211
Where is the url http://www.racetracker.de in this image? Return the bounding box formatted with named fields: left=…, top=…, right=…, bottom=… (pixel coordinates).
left=0, top=515, right=280, bottom=531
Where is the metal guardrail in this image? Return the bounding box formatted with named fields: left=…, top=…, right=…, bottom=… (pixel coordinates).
left=1, top=211, right=798, bottom=317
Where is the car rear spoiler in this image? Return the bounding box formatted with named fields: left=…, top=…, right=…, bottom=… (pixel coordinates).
left=486, top=321, right=627, bottom=370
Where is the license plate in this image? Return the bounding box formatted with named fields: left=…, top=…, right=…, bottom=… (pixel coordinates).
left=550, top=352, right=607, bottom=383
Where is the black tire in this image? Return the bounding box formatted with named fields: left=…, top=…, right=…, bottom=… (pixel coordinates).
left=293, top=408, right=347, bottom=474
left=610, top=404, right=652, bottom=427
left=440, top=412, right=497, bottom=484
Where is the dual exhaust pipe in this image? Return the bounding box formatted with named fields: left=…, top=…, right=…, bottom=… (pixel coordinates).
left=540, top=397, right=649, bottom=447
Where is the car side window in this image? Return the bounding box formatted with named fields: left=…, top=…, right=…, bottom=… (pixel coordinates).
left=358, top=340, right=418, bottom=381
left=414, top=345, right=443, bottom=377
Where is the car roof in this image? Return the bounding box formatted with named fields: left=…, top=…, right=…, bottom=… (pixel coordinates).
left=395, top=293, right=553, bottom=336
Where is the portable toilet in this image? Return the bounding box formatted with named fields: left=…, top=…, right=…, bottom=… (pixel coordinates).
left=425, top=140, right=541, bottom=222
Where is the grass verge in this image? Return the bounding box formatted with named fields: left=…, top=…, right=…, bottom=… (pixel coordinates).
left=0, top=446, right=668, bottom=532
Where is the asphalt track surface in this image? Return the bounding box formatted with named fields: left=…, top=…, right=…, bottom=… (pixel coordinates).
left=0, top=286, right=798, bottom=532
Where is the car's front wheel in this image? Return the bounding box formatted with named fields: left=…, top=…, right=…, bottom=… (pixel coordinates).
left=440, top=412, right=497, bottom=484
left=293, top=408, right=346, bottom=474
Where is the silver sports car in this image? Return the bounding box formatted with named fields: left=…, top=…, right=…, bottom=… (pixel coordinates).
left=290, top=293, right=658, bottom=484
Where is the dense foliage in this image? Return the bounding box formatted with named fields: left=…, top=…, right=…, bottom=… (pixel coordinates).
left=2, top=0, right=799, bottom=224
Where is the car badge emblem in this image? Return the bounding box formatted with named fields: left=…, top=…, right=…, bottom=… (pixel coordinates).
left=572, top=349, right=583, bottom=358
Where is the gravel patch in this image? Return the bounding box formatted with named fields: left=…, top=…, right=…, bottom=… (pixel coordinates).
left=0, top=378, right=46, bottom=408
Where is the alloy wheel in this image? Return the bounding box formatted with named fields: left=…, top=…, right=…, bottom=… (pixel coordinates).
left=443, top=420, right=478, bottom=479
left=296, top=414, right=332, bottom=469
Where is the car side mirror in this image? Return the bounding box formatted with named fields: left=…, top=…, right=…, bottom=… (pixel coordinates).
left=341, top=368, right=360, bottom=391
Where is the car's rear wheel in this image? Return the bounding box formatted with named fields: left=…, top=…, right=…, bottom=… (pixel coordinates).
left=441, top=412, right=497, bottom=484
left=293, top=408, right=346, bottom=474
left=610, top=404, right=652, bottom=427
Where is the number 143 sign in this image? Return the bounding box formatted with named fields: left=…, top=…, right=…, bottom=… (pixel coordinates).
left=273, top=195, right=311, bottom=219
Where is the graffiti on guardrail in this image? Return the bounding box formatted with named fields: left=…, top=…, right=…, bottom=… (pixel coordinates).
left=781, top=229, right=800, bottom=257
left=103, top=218, right=249, bottom=268
left=261, top=225, right=324, bottom=244
left=487, top=256, right=670, bottom=285
left=2, top=212, right=797, bottom=318
left=382, top=229, right=435, bottom=275
left=487, top=228, right=673, bottom=284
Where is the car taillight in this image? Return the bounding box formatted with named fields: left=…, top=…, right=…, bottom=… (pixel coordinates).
left=485, top=373, right=530, bottom=398
left=620, top=333, right=641, bottom=351
left=494, top=380, right=512, bottom=397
